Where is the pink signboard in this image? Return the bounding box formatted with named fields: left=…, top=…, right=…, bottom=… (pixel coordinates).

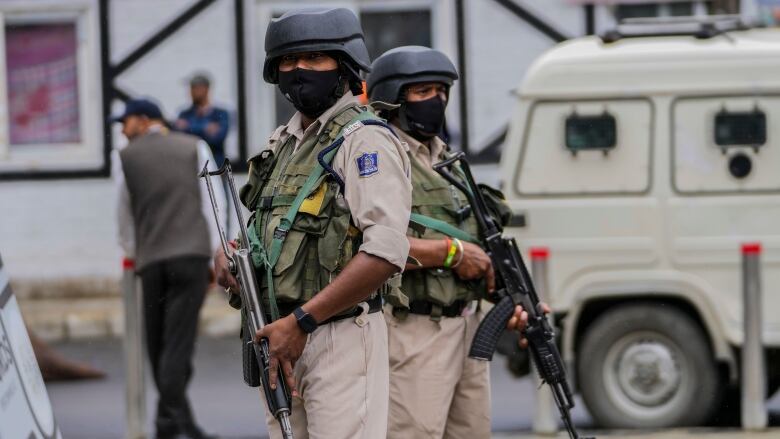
left=5, top=23, right=81, bottom=145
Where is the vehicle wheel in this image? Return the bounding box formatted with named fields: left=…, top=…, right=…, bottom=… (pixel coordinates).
left=578, top=303, right=720, bottom=428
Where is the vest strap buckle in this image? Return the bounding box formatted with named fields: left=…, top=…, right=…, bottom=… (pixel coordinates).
left=258, top=196, right=274, bottom=210
left=455, top=205, right=472, bottom=223
left=273, top=227, right=288, bottom=240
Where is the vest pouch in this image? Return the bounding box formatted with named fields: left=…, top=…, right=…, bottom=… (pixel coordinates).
left=413, top=179, right=470, bottom=240
left=241, top=150, right=277, bottom=210
left=288, top=179, right=338, bottom=237
left=420, top=179, right=450, bottom=191
left=423, top=268, right=472, bottom=307
left=317, top=195, right=353, bottom=276
left=255, top=181, right=342, bottom=305
left=416, top=180, right=453, bottom=217
left=384, top=273, right=409, bottom=309
left=263, top=226, right=309, bottom=303
left=313, top=195, right=364, bottom=316
left=478, top=183, right=512, bottom=227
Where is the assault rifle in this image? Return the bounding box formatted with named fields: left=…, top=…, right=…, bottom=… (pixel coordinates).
left=433, top=152, right=591, bottom=439
left=199, top=159, right=294, bottom=439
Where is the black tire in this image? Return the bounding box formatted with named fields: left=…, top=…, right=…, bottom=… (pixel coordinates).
left=709, top=365, right=780, bottom=426
left=709, top=386, right=740, bottom=426
left=578, top=303, right=720, bottom=428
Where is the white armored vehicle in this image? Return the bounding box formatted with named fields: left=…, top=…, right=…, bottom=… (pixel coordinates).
left=499, top=18, right=780, bottom=428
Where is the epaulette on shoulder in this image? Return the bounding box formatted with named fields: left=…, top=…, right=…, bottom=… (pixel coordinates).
left=268, top=125, right=287, bottom=142
left=339, top=110, right=397, bottom=140
left=247, top=126, right=286, bottom=162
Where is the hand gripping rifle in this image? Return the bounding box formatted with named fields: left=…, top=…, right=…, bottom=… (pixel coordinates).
left=433, top=152, right=592, bottom=439
left=199, top=159, right=294, bottom=439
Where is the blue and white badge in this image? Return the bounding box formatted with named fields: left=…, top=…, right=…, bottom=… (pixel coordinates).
left=356, top=152, right=379, bottom=177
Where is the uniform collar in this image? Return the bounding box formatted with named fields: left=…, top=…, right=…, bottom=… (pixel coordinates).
left=279, top=92, right=360, bottom=142
left=395, top=125, right=446, bottom=161
left=144, top=124, right=169, bottom=136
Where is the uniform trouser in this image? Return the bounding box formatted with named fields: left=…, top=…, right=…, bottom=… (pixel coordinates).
left=139, top=256, right=209, bottom=436
left=263, top=311, right=389, bottom=439
left=385, top=307, right=491, bottom=439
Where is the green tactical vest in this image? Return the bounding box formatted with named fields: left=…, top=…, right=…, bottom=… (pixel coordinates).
left=401, top=147, right=484, bottom=309
left=238, top=105, right=379, bottom=319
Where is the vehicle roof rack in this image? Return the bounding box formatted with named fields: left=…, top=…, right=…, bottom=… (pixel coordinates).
left=600, top=15, right=752, bottom=43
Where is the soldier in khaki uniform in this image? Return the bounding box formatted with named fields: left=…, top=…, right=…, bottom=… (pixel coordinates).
left=215, top=9, right=411, bottom=439
left=367, top=46, right=532, bottom=438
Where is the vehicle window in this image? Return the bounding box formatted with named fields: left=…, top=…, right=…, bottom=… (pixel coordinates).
left=673, top=97, right=780, bottom=193
left=565, top=113, right=617, bottom=152
left=714, top=110, right=766, bottom=147
left=515, top=99, right=652, bottom=196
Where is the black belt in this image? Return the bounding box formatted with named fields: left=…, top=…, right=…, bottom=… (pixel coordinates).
left=320, top=295, right=382, bottom=325
left=405, top=300, right=469, bottom=318
left=275, top=295, right=382, bottom=325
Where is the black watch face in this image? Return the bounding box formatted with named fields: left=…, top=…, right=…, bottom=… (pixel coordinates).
left=303, top=318, right=317, bottom=333
left=296, top=310, right=317, bottom=333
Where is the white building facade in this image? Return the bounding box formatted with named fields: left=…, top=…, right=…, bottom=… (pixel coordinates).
left=0, top=0, right=762, bottom=286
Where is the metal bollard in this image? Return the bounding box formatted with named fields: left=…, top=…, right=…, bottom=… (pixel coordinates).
left=122, top=258, right=147, bottom=439
left=741, top=243, right=767, bottom=431
left=530, top=247, right=558, bottom=435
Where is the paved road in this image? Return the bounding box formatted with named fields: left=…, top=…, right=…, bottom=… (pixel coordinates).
left=47, top=336, right=780, bottom=439
left=496, top=432, right=780, bottom=439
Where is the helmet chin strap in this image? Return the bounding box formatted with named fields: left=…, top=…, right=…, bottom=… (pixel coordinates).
left=333, top=75, right=347, bottom=101
left=338, top=60, right=364, bottom=96
left=396, top=93, right=414, bottom=133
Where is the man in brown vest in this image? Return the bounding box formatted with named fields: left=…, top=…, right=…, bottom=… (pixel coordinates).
left=114, top=98, right=223, bottom=439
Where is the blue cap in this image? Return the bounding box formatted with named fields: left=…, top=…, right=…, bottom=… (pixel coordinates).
left=111, top=98, right=163, bottom=123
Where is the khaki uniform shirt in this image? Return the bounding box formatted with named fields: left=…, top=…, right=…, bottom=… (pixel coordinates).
left=264, top=92, right=412, bottom=270
left=395, top=127, right=447, bottom=169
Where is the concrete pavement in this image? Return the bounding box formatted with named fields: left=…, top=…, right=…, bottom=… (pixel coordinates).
left=496, top=431, right=780, bottom=438
left=46, top=336, right=780, bottom=439
left=18, top=286, right=240, bottom=341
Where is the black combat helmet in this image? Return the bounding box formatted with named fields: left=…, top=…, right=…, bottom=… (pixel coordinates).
left=263, top=8, right=371, bottom=86
left=367, top=46, right=458, bottom=104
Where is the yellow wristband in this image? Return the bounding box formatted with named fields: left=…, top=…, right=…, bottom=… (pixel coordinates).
left=443, top=238, right=459, bottom=268
left=451, top=238, right=465, bottom=268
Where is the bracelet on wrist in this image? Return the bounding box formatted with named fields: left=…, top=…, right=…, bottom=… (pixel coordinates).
left=451, top=238, right=465, bottom=268
left=443, top=237, right=458, bottom=268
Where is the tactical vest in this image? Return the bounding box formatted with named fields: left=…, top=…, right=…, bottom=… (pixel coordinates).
left=239, top=105, right=383, bottom=319
left=401, top=148, right=484, bottom=309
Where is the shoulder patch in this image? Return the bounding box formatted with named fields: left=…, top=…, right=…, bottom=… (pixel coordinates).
left=342, top=121, right=364, bottom=137
left=356, top=152, right=379, bottom=177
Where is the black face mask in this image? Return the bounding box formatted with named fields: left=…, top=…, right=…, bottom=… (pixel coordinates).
left=278, top=68, right=341, bottom=118
left=400, top=96, right=447, bottom=141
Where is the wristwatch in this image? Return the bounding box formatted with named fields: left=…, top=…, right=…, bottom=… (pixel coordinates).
left=293, top=307, right=318, bottom=334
